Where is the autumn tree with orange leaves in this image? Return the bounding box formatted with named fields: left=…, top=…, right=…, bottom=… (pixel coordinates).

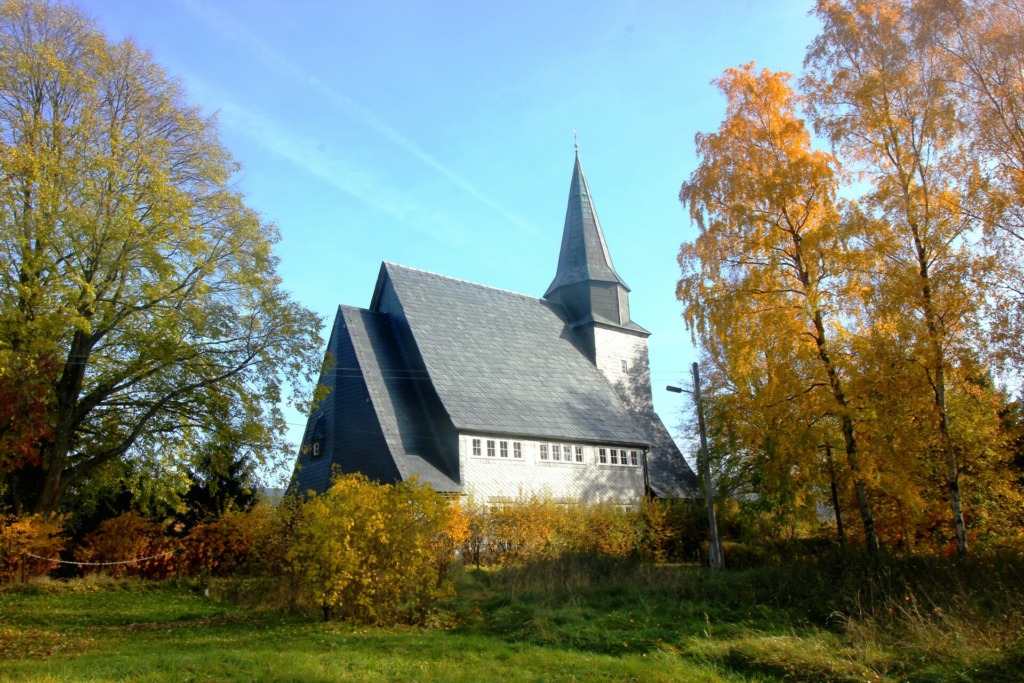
left=679, top=64, right=880, bottom=552
left=680, top=0, right=1024, bottom=557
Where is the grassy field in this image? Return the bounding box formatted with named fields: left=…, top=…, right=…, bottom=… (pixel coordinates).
left=1, top=556, right=1022, bottom=682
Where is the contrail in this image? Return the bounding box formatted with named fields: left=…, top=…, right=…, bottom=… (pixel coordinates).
left=180, top=0, right=538, bottom=235
left=213, top=100, right=463, bottom=243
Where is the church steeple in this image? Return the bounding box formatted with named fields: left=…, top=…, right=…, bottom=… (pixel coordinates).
left=544, top=152, right=633, bottom=330
left=545, top=152, right=629, bottom=297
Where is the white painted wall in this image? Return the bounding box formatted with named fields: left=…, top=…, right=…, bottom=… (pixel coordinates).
left=593, top=325, right=652, bottom=409
left=458, top=433, right=645, bottom=504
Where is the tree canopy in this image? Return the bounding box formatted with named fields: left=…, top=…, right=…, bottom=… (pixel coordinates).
left=0, top=0, right=323, bottom=515
left=679, top=0, right=1024, bottom=556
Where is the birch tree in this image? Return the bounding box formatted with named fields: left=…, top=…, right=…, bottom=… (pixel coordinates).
left=933, top=0, right=1024, bottom=378
left=679, top=64, right=881, bottom=550
left=804, top=0, right=994, bottom=556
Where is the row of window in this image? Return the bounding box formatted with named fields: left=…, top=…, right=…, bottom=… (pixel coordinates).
left=539, top=443, right=583, bottom=463
left=598, top=448, right=640, bottom=466
left=472, top=438, right=523, bottom=459
left=470, top=439, right=639, bottom=466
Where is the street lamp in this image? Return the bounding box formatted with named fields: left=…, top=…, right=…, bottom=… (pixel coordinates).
left=667, top=368, right=724, bottom=570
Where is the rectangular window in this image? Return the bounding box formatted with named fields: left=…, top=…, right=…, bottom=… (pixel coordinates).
left=610, top=449, right=619, bottom=465
left=472, top=439, right=481, bottom=456
left=487, top=440, right=496, bottom=457
left=621, top=359, right=628, bottom=373
left=575, top=445, right=583, bottom=463
left=599, top=448, right=607, bottom=464
left=513, top=442, right=522, bottom=459
left=500, top=441, right=509, bottom=458
left=552, top=444, right=561, bottom=461
left=312, top=442, right=321, bottom=458
left=630, top=450, right=639, bottom=466
left=540, top=444, right=549, bottom=460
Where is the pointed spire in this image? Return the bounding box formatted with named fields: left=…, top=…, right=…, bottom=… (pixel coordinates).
left=545, top=152, right=629, bottom=298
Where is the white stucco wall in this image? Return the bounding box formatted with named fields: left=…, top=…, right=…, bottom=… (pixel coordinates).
left=458, top=433, right=645, bottom=504
left=593, top=325, right=652, bottom=407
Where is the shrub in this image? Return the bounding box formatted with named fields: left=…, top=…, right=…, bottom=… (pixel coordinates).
left=75, top=512, right=176, bottom=579
left=431, top=496, right=471, bottom=583
left=462, top=497, right=678, bottom=566
left=286, top=474, right=454, bottom=624
left=660, top=498, right=713, bottom=562
left=633, top=497, right=676, bottom=560
left=718, top=541, right=768, bottom=569
left=0, top=514, right=65, bottom=583
left=181, top=504, right=281, bottom=577
left=484, top=496, right=559, bottom=565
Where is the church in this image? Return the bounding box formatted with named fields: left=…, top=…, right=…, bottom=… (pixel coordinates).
left=290, top=152, right=698, bottom=503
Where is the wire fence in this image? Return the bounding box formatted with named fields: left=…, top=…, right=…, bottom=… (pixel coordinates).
left=23, top=550, right=180, bottom=567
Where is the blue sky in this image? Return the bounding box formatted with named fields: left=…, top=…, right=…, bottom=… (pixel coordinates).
left=74, top=0, right=822, bottom=480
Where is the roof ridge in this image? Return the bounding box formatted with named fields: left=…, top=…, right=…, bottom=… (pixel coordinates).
left=383, top=261, right=555, bottom=305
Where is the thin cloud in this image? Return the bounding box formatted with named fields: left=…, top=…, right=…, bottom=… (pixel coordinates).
left=214, top=99, right=463, bottom=244
left=180, top=0, right=537, bottom=235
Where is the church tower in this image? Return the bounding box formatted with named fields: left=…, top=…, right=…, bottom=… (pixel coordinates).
left=544, top=152, right=653, bottom=409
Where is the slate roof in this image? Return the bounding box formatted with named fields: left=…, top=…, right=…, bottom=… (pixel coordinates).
left=340, top=306, right=460, bottom=491
left=545, top=152, right=630, bottom=297
left=643, top=412, right=700, bottom=497
left=379, top=263, right=650, bottom=446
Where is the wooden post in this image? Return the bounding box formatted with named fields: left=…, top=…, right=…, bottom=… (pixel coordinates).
left=692, top=362, right=724, bottom=570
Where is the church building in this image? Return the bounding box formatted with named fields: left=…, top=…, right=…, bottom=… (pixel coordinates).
left=291, top=153, right=698, bottom=503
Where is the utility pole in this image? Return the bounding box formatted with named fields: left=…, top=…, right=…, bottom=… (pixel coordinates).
left=692, top=362, right=724, bottom=571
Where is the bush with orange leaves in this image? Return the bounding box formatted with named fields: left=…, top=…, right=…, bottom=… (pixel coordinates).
left=181, top=504, right=283, bottom=577
left=430, top=496, right=470, bottom=584
left=75, top=512, right=177, bottom=579
left=0, top=514, right=65, bottom=583
left=474, top=496, right=558, bottom=565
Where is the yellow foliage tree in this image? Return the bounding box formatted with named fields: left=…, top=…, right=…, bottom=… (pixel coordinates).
left=932, top=0, right=1024, bottom=382
left=805, top=0, right=1001, bottom=556
left=679, top=64, right=880, bottom=551
left=287, top=474, right=453, bottom=624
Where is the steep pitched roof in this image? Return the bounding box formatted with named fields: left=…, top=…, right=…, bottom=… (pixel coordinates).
left=643, top=413, right=700, bottom=497
left=378, top=263, right=648, bottom=446
left=545, top=153, right=630, bottom=298
left=339, top=306, right=460, bottom=491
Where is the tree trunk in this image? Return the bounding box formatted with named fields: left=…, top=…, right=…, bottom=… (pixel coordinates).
left=33, top=330, right=93, bottom=516
left=810, top=311, right=880, bottom=553
left=826, top=443, right=845, bottom=547
left=792, top=233, right=880, bottom=553
left=934, top=364, right=969, bottom=557
left=915, top=236, right=969, bottom=558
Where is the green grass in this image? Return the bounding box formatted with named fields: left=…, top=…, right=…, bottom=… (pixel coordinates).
left=2, top=555, right=1022, bottom=682
left=0, top=576, right=743, bottom=682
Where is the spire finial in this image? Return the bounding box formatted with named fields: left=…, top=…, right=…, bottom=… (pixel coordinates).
left=573, top=128, right=579, bottom=152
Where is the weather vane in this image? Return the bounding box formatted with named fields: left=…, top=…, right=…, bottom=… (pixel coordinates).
left=573, top=128, right=579, bottom=151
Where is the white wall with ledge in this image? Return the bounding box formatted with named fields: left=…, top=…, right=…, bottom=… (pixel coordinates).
left=458, top=433, right=645, bottom=504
